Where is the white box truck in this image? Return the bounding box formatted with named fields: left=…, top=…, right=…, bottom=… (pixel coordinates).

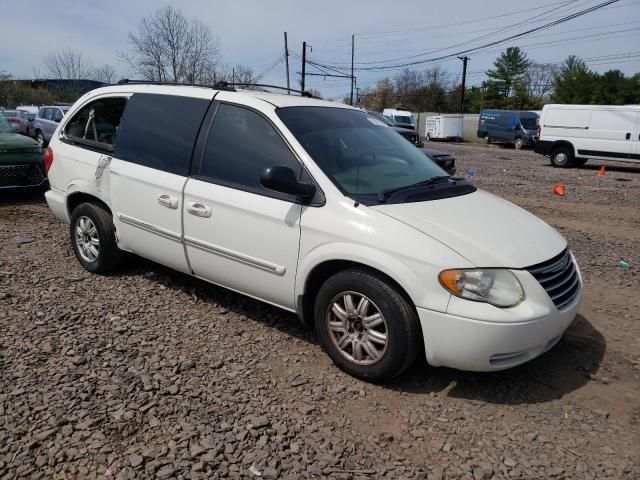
left=424, top=114, right=463, bottom=141
left=535, top=104, right=640, bottom=167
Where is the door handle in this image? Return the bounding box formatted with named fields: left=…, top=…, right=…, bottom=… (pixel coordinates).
left=157, top=194, right=178, bottom=209
left=626, top=132, right=631, bottom=140
left=187, top=201, right=212, bottom=218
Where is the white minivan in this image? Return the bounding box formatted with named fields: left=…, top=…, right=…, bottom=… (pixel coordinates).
left=44, top=83, right=582, bottom=382
left=535, top=104, right=640, bottom=167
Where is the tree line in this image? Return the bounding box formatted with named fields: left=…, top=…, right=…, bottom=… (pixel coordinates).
left=0, top=6, right=260, bottom=108
left=357, top=47, right=640, bottom=113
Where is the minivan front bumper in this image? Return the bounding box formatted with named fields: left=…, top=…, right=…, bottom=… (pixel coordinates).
left=416, top=288, right=581, bottom=371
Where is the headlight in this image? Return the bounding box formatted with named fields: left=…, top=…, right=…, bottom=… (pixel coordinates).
left=439, top=269, right=524, bottom=307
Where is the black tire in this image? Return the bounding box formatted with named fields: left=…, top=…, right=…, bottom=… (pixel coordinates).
left=314, top=268, right=421, bottom=382
left=425, top=133, right=431, bottom=141
left=573, top=158, right=588, bottom=167
left=514, top=137, right=524, bottom=150
left=70, top=202, right=122, bottom=274
left=483, top=135, right=491, bottom=144
left=550, top=145, right=574, bottom=168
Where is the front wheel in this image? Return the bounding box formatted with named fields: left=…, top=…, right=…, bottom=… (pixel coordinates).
left=314, top=268, right=421, bottom=382
left=483, top=135, right=491, bottom=144
left=70, top=202, right=122, bottom=274
left=514, top=138, right=524, bottom=149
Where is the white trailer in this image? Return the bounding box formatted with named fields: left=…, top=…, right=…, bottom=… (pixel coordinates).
left=424, top=114, right=463, bottom=141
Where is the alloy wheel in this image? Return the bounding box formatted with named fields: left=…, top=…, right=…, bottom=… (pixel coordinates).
left=75, top=216, right=100, bottom=263
left=326, top=291, right=388, bottom=365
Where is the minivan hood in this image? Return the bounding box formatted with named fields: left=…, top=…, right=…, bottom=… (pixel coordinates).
left=372, top=190, right=566, bottom=268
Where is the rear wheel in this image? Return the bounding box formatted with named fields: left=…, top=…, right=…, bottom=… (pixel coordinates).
left=425, top=133, right=431, bottom=141
left=514, top=137, right=524, bottom=149
left=551, top=146, right=574, bottom=168
left=70, top=202, right=122, bottom=274
left=483, top=135, right=491, bottom=144
left=314, top=268, right=421, bottom=382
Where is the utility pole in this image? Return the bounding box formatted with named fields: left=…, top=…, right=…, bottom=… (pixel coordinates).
left=301, top=41, right=307, bottom=93
left=284, top=32, right=290, bottom=94
left=458, top=56, right=468, bottom=114
left=232, top=68, right=235, bottom=85
left=350, top=34, right=355, bottom=106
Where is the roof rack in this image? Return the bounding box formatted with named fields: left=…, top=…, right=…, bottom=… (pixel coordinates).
left=214, top=82, right=314, bottom=98
left=116, top=79, right=314, bottom=97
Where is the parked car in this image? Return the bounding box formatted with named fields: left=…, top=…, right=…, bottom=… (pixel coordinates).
left=419, top=147, right=457, bottom=176
left=33, top=105, right=70, bottom=146
left=535, top=104, right=640, bottom=167
left=477, top=109, right=539, bottom=149
left=368, top=111, right=423, bottom=147
left=45, top=84, right=582, bottom=382
left=0, top=116, right=46, bottom=190
left=16, top=106, right=40, bottom=137
left=383, top=107, right=416, bottom=130
left=1, top=110, right=30, bottom=135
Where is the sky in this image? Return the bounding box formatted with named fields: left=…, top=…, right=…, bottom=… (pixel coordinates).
left=1, top=0, right=639, bottom=100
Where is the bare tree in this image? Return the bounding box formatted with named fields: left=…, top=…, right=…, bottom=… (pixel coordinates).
left=120, top=6, right=220, bottom=83
left=92, top=64, right=118, bottom=84
left=208, top=64, right=261, bottom=88
left=0, top=71, right=11, bottom=81
left=524, top=62, right=558, bottom=103
left=43, top=49, right=93, bottom=80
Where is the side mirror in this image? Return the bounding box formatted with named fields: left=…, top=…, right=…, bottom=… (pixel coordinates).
left=260, top=165, right=316, bottom=201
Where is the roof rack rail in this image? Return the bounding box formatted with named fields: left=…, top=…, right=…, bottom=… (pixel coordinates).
left=115, top=78, right=235, bottom=90
left=214, top=82, right=314, bottom=98
left=116, top=79, right=315, bottom=97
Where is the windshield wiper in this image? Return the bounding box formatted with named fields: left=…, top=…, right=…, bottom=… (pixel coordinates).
left=377, top=176, right=451, bottom=203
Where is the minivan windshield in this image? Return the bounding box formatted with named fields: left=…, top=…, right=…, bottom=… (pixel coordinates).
left=519, top=116, right=538, bottom=130
left=277, top=107, right=453, bottom=200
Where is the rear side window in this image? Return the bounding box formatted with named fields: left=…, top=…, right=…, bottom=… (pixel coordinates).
left=43, top=109, right=53, bottom=121
left=65, top=97, right=127, bottom=148
left=199, top=103, right=301, bottom=190
left=52, top=108, right=63, bottom=123
left=114, top=93, right=210, bottom=176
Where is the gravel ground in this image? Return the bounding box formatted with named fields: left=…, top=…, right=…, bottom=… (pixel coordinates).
left=1, top=143, right=639, bottom=479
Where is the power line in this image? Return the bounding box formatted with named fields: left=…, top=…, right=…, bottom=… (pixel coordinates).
left=308, top=0, right=621, bottom=72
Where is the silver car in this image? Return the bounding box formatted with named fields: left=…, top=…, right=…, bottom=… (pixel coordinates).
left=33, top=106, right=70, bottom=146
left=1, top=110, right=30, bottom=135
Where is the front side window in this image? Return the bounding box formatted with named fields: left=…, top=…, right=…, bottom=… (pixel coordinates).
left=43, top=109, right=53, bottom=121
left=65, top=97, right=127, bottom=148
left=277, top=107, right=474, bottom=204
left=519, top=117, right=538, bottom=130
left=199, top=103, right=301, bottom=191
left=114, top=93, right=210, bottom=176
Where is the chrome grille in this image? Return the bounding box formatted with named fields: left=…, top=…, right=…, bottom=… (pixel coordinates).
left=526, top=249, right=580, bottom=310
left=0, top=164, right=46, bottom=188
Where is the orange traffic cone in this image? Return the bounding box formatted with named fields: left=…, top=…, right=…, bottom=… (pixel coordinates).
left=553, top=184, right=565, bottom=196
left=598, top=165, right=606, bottom=177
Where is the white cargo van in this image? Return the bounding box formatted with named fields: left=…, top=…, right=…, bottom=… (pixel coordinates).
left=535, top=104, right=640, bottom=167
left=383, top=108, right=415, bottom=130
